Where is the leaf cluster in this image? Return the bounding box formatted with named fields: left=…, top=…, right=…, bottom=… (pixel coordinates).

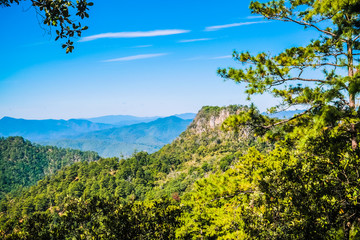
left=1, top=0, right=93, bottom=53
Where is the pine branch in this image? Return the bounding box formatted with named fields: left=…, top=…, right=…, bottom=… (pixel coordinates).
left=263, top=108, right=313, bottom=129
left=353, top=34, right=360, bottom=41
left=268, top=15, right=346, bottom=43
left=301, top=63, right=345, bottom=68
left=274, top=77, right=326, bottom=85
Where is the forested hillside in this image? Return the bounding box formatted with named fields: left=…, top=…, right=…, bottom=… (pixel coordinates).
left=0, top=105, right=266, bottom=238
left=0, top=137, right=99, bottom=200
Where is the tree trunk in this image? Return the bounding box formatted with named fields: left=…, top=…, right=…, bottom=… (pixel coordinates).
left=350, top=92, right=358, bottom=150
left=348, top=43, right=358, bottom=150
left=344, top=221, right=351, bottom=240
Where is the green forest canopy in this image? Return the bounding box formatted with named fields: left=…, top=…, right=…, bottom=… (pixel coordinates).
left=1, top=0, right=360, bottom=239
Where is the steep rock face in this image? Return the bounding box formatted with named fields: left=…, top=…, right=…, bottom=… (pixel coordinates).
left=185, top=105, right=250, bottom=138
left=191, top=110, right=230, bottom=133
left=209, top=110, right=230, bottom=129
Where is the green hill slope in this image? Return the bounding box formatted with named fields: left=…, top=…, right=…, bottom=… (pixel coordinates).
left=0, top=105, right=271, bottom=237
left=0, top=106, right=264, bottom=205
left=0, top=136, right=99, bottom=199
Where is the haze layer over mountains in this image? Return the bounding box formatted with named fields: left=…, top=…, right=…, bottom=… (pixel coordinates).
left=0, top=113, right=196, bottom=157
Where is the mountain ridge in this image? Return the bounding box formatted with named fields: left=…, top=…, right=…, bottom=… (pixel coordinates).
left=83, top=113, right=196, bottom=126
left=41, top=116, right=193, bottom=157
left=0, top=117, right=113, bottom=141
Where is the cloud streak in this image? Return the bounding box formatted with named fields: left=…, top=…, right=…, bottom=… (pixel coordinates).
left=102, top=53, right=168, bottom=62
left=211, top=55, right=232, bottom=59
left=178, top=38, right=212, bottom=43
left=246, top=16, right=264, bottom=19
left=132, top=45, right=153, bottom=48
left=80, top=29, right=190, bottom=42
left=205, top=21, right=268, bottom=31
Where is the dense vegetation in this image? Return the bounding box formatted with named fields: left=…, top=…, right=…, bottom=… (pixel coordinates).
left=1, top=197, right=181, bottom=239
left=0, top=105, right=265, bottom=238
left=0, top=137, right=99, bottom=200
left=216, top=0, right=360, bottom=239
left=2, top=0, right=360, bottom=239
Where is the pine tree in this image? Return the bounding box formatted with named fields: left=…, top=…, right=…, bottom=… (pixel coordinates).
left=217, top=1, right=360, bottom=239
left=218, top=0, right=360, bottom=150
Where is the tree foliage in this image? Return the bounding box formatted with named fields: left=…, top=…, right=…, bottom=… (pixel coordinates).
left=0, top=136, right=99, bottom=200
left=1, top=0, right=93, bottom=53
left=177, top=148, right=267, bottom=239
left=218, top=0, right=360, bottom=150
left=1, top=197, right=182, bottom=239
left=216, top=1, right=360, bottom=239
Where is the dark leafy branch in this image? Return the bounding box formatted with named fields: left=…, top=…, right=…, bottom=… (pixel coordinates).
left=1, top=0, right=93, bottom=53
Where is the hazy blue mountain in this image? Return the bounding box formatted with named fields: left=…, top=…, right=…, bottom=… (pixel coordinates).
left=42, top=116, right=193, bottom=158
left=0, top=113, right=196, bottom=157
left=84, top=113, right=196, bottom=126
left=173, top=113, right=197, bottom=120
left=263, top=110, right=305, bottom=119
left=0, top=117, right=113, bottom=141
left=84, top=115, right=160, bottom=126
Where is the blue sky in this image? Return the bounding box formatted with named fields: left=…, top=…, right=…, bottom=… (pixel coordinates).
left=0, top=0, right=317, bottom=119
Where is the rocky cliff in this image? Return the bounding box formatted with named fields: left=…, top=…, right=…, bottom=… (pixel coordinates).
left=150, top=105, right=263, bottom=196
left=183, top=105, right=250, bottom=139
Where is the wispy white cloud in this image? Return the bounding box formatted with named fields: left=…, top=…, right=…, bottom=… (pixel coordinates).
left=178, top=38, right=212, bottom=43
left=204, top=21, right=268, bottom=31
left=80, top=29, right=190, bottom=42
left=132, top=45, right=153, bottom=48
left=102, top=53, right=168, bottom=62
left=246, top=16, right=264, bottom=19
left=211, top=55, right=232, bottom=59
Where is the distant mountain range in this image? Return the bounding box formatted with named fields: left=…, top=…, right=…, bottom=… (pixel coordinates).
left=83, top=113, right=196, bottom=126
left=42, top=116, right=192, bottom=157
left=83, top=115, right=160, bottom=126
left=0, top=117, right=113, bottom=142
left=0, top=113, right=195, bottom=157
left=0, top=110, right=301, bottom=158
